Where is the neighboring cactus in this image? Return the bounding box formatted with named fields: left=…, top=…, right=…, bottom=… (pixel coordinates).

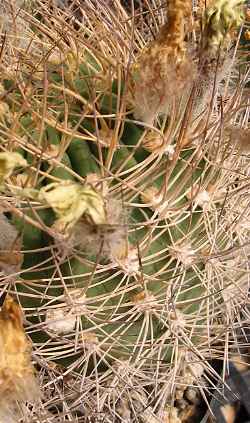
left=0, top=0, right=249, bottom=421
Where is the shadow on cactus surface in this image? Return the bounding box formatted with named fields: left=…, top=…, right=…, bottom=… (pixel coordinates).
left=0, top=0, right=249, bottom=422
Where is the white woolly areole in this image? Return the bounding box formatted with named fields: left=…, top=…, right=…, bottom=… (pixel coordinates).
left=172, top=242, right=196, bottom=266
left=188, top=360, right=204, bottom=380
left=141, top=187, right=170, bottom=216
left=155, top=196, right=169, bottom=215
left=133, top=292, right=157, bottom=312
left=113, top=360, right=135, bottom=378
left=45, top=308, right=76, bottom=334
left=64, top=288, right=87, bottom=315
left=222, top=276, right=249, bottom=305
left=111, top=247, right=140, bottom=275
left=195, top=189, right=211, bottom=209
left=169, top=309, right=186, bottom=332
left=164, top=144, right=176, bottom=160
left=181, top=349, right=204, bottom=379
left=80, top=331, right=99, bottom=353
left=187, top=187, right=214, bottom=211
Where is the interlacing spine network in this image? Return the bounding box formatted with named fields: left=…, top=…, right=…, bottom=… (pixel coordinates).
left=0, top=0, right=249, bottom=422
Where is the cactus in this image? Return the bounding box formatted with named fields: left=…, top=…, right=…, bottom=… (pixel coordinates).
left=0, top=0, right=249, bottom=421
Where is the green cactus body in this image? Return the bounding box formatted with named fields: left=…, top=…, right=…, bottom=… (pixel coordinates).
left=67, top=137, right=100, bottom=177
left=43, top=126, right=76, bottom=181
left=0, top=0, right=249, bottom=422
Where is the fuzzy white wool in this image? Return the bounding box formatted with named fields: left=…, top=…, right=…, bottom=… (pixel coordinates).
left=45, top=308, right=76, bottom=334
left=64, top=288, right=88, bottom=314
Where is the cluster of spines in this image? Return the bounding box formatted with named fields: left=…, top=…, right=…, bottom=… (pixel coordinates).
left=0, top=0, right=249, bottom=422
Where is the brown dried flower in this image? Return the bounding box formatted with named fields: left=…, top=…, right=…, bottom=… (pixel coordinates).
left=0, top=295, right=40, bottom=422
left=130, top=0, right=196, bottom=124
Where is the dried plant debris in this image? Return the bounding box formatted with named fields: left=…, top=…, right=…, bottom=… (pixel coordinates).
left=0, top=295, right=40, bottom=423
left=130, top=0, right=196, bottom=124
left=0, top=152, right=27, bottom=185
left=0, top=214, right=23, bottom=276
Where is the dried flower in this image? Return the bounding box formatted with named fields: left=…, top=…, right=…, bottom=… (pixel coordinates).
left=0, top=152, right=27, bottom=185
left=0, top=296, right=40, bottom=422
left=189, top=0, right=245, bottom=134
left=202, top=0, right=245, bottom=52
left=38, top=181, right=106, bottom=232
left=71, top=196, right=127, bottom=260
left=130, top=0, right=196, bottom=124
